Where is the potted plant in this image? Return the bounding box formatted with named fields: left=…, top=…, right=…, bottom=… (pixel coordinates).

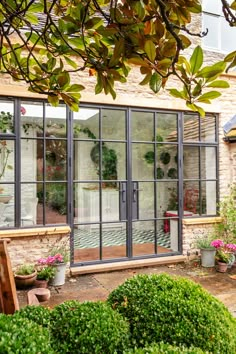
left=14, top=264, right=37, bottom=289
left=211, top=239, right=236, bottom=273
left=34, top=266, right=56, bottom=288
left=195, top=237, right=216, bottom=267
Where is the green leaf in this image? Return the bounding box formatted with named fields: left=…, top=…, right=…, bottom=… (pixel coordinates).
left=190, top=46, right=203, bottom=74
left=196, top=62, right=226, bottom=78
left=149, top=72, right=162, bottom=93
left=144, top=40, right=156, bottom=62
left=48, top=95, right=59, bottom=107
left=64, top=56, right=78, bottom=69
left=109, top=39, right=125, bottom=67
left=206, top=80, right=230, bottom=88
left=186, top=102, right=205, bottom=117
left=168, top=89, right=185, bottom=99
left=197, top=91, right=221, bottom=102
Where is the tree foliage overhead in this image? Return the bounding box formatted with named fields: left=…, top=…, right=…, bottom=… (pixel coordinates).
left=0, top=0, right=235, bottom=115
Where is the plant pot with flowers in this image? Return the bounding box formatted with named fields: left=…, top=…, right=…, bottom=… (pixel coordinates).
left=34, top=266, right=56, bottom=288
left=211, top=239, right=236, bottom=273
left=14, top=264, right=37, bottom=289
left=38, top=247, right=69, bottom=287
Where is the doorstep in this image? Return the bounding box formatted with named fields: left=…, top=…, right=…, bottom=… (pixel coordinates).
left=70, top=255, right=186, bottom=275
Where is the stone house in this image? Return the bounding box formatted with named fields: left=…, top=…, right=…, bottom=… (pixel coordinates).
left=0, top=0, right=236, bottom=274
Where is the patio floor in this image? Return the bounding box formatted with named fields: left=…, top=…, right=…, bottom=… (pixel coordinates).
left=17, top=260, right=236, bottom=317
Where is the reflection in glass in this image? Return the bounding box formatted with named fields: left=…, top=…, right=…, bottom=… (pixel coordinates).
left=101, top=142, right=126, bottom=182
left=133, top=143, right=154, bottom=180
left=21, top=184, right=38, bottom=226
left=156, top=182, right=178, bottom=218
left=20, top=102, right=43, bottom=138
left=75, top=183, right=100, bottom=223
left=201, top=116, right=216, bottom=142
left=45, top=103, right=66, bottom=138
left=138, top=182, right=154, bottom=219
left=132, top=111, right=154, bottom=141
left=21, top=139, right=38, bottom=182
left=183, top=182, right=199, bottom=215
left=0, top=140, right=14, bottom=182
left=132, top=221, right=155, bottom=256
left=202, top=181, right=216, bottom=215
left=156, top=145, right=178, bottom=180
left=73, top=225, right=100, bottom=262
left=183, top=114, right=199, bottom=141
left=74, top=141, right=99, bottom=181
left=46, top=140, right=67, bottom=181
left=102, top=186, right=119, bottom=222
left=156, top=113, right=177, bottom=142
left=73, top=108, right=99, bottom=139
left=45, top=183, right=67, bottom=224
left=102, top=109, right=126, bottom=140
left=0, top=185, right=14, bottom=227
left=102, top=223, right=127, bottom=259
left=0, top=100, right=14, bottom=134
left=183, top=146, right=199, bottom=179
left=156, top=220, right=171, bottom=253
left=201, top=147, right=216, bottom=179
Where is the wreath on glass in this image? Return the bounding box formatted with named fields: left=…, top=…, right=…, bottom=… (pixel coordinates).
left=156, top=167, right=164, bottom=179
left=160, top=151, right=170, bottom=165
left=167, top=167, right=177, bottom=179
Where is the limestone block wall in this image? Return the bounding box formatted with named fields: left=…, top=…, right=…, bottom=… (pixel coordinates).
left=0, top=226, right=70, bottom=270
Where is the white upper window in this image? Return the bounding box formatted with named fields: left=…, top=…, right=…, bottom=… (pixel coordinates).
left=202, top=0, right=235, bottom=53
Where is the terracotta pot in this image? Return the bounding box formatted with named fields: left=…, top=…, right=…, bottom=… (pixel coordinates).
left=14, top=271, right=37, bottom=289
left=217, top=262, right=228, bottom=273
left=34, top=279, right=48, bottom=288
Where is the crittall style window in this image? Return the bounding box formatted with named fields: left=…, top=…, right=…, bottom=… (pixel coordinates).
left=0, top=98, right=219, bottom=265
left=202, top=0, right=235, bottom=53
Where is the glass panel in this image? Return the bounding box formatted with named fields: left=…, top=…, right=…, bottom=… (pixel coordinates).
left=156, top=113, right=178, bottom=142
left=0, top=140, right=14, bottom=182
left=201, top=116, right=216, bottom=142
left=156, top=220, right=171, bottom=252
left=102, top=223, right=127, bottom=259
left=101, top=142, right=126, bottom=182
left=133, top=143, right=154, bottom=180
left=73, top=107, right=99, bottom=139
left=75, top=183, right=100, bottom=223
left=102, top=186, right=119, bottom=222
left=201, top=147, right=216, bottom=179
left=183, top=146, right=199, bottom=179
left=20, top=102, right=43, bottom=138
left=45, top=103, right=66, bottom=138
left=169, top=218, right=179, bottom=252
left=45, top=183, right=67, bottom=224
left=138, top=182, right=154, bottom=219
left=46, top=140, right=67, bottom=181
left=202, top=181, right=217, bottom=215
left=132, top=221, right=155, bottom=256
left=183, top=182, right=200, bottom=215
left=21, top=139, right=38, bottom=181
left=73, top=225, right=100, bottom=262
left=221, top=19, right=236, bottom=52
left=156, top=144, right=178, bottom=180
left=74, top=141, right=99, bottom=181
left=132, top=111, right=154, bottom=141
left=102, top=109, right=126, bottom=140
left=36, top=183, right=43, bottom=224
left=0, top=100, right=14, bottom=134
left=202, top=0, right=221, bottom=14
left=156, top=181, right=178, bottom=218
left=0, top=185, right=14, bottom=227
left=183, top=114, right=199, bottom=141
left=21, top=184, right=38, bottom=226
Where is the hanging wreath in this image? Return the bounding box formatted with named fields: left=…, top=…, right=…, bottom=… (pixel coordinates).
left=144, top=151, right=155, bottom=164
left=160, top=151, right=170, bottom=165
left=167, top=167, right=177, bottom=179
left=156, top=167, right=164, bottom=179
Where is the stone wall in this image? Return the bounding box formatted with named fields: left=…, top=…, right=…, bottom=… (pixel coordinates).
left=0, top=226, right=70, bottom=270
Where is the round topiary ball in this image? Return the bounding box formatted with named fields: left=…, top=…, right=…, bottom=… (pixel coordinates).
left=0, top=314, right=54, bottom=353
left=107, top=273, right=236, bottom=353
left=14, top=305, right=51, bottom=328
left=50, top=300, right=130, bottom=353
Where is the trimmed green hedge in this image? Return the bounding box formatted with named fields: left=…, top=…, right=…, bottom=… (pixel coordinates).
left=14, top=305, right=51, bottom=327
left=0, top=314, right=54, bottom=353
left=107, top=273, right=236, bottom=353
left=50, top=300, right=130, bottom=353
left=126, top=342, right=208, bottom=353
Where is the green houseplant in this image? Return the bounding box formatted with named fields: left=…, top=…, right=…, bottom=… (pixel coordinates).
left=195, top=237, right=216, bottom=268
left=35, top=266, right=56, bottom=288
left=14, top=264, right=37, bottom=289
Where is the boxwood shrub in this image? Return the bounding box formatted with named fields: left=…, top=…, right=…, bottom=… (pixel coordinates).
left=126, top=342, right=208, bottom=353
left=107, top=273, right=236, bottom=353
left=14, top=305, right=51, bottom=327
left=50, top=300, right=130, bottom=353
left=0, top=314, right=54, bottom=353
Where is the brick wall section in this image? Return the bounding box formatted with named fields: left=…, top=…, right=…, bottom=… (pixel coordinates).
left=0, top=227, right=70, bottom=270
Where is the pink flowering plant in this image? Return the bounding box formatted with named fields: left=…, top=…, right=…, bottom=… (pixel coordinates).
left=38, top=254, right=65, bottom=265
left=210, top=239, right=236, bottom=263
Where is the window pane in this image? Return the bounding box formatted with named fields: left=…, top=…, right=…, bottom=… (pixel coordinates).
left=73, top=108, right=99, bottom=139
left=133, top=143, right=154, bottom=180
left=202, top=13, right=219, bottom=50
left=46, top=140, right=67, bottom=181
left=156, top=181, right=178, bottom=218
left=202, top=0, right=221, bottom=14
left=201, top=116, right=216, bottom=142
left=75, top=183, right=100, bottom=223
left=183, top=114, right=199, bottom=141
left=184, top=182, right=200, bottom=215
left=183, top=146, right=199, bottom=179
left=201, top=147, right=216, bottom=179
left=202, top=181, right=217, bottom=215
left=138, top=182, right=154, bottom=219
left=0, top=101, right=14, bottom=134
left=20, top=102, right=43, bottom=138
left=132, top=220, right=155, bottom=257
left=21, top=184, right=38, bottom=226
left=221, top=20, right=236, bottom=52
left=156, top=113, right=178, bottom=142
left=45, top=183, right=67, bottom=224
left=101, top=142, right=126, bottom=182
left=21, top=139, right=38, bottom=182
left=0, top=185, right=14, bottom=227
left=45, top=104, right=66, bottom=138
left=102, top=109, right=126, bottom=140
left=0, top=140, right=14, bottom=182
left=132, top=111, right=154, bottom=141
left=157, top=145, right=178, bottom=180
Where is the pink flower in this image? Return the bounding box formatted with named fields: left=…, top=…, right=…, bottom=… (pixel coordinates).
left=226, top=243, right=236, bottom=251
left=37, top=258, right=47, bottom=265
left=211, top=239, right=224, bottom=249
left=20, top=106, right=26, bottom=115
